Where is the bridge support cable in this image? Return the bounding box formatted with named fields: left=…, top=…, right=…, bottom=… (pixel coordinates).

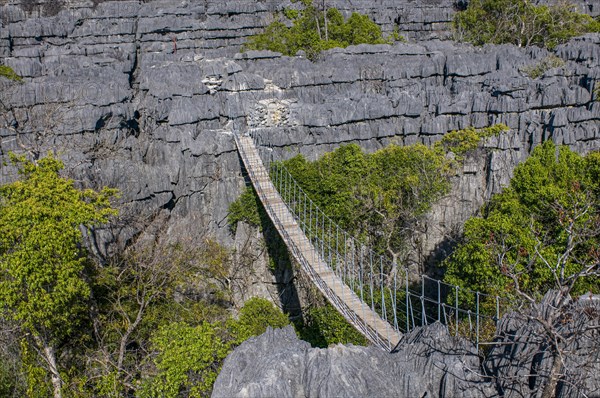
left=235, top=134, right=400, bottom=350
left=235, top=131, right=508, bottom=352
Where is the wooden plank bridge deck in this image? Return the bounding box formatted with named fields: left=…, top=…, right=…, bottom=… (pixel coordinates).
left=235, top=134, right=401, bottom=350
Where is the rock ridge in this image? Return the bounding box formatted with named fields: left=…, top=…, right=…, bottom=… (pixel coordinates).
left=212, top=294, right=600, bottom=398
left=0, top=0, right=598, bottom=258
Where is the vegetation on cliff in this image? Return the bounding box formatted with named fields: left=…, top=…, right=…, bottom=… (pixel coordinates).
left=229, top=125, right=507, bottom=346
left=0, top=154, right=117, bottom=398
left=0, top=155, right=290, bottom=397
left=243, top=0, right=400, bottom=60
left=444, top=140, right=600, bottom=307
left=0, top=65, right=22, bottom=82
left=3, top=125, right=599, bottom=396
left=442, top=140, right=600, bottom=398
left=454, top=0, right=600, bottom=48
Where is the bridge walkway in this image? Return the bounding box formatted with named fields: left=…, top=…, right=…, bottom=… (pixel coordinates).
left=235, top=134, right=401, bottom=350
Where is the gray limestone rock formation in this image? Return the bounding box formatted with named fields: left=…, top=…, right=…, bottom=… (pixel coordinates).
left=0, top=0, right=599, bottom=292
left=484, top=292, right=600, bottom=398
left=1, top=1, right=599, bottom=393
left=212, top=295, right=600, bottom=398
left=212, top=323, right=497, bottom=398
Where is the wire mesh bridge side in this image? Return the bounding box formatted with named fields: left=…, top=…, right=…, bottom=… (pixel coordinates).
left=235, top=134, right=401, bottom=350
left=236, top=130, right=509, bottom=351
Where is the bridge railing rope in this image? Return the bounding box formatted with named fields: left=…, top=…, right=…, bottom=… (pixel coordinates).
left=244, top=129, right=511, bottom=350
left=235, top=133, right=398, bottom=349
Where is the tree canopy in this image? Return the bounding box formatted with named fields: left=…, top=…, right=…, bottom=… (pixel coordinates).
left=443, top=141, right=600, bottom=307
left=244, top=0, right=399, bottom=60
left=0, top=154, right=118, bottom=397
left=454, top=0, right=600, bottom=49
left=271, top=142, right=451, bottom=266
left=0, top=154, right=117, bottom=338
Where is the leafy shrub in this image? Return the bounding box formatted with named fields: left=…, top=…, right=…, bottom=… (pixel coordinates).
left=435, top=124, right=508, bottom=161
left=227, top=186, right=263, bottom=233
left=454, top=0, right=600, bottom=49
left=281, top=142, right=450, bottom=262
left=521, top=55, right=566, bottom=78
left=228, top=297, right=290, bottom=345
left=297, top=303, right=368, bottom=347
left=244, top=0, right=400, bottom=60
left=139, top=322, right=230, bottom=398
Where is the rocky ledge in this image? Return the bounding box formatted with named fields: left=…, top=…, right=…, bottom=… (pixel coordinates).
left=212, top=293, right=600, bottom=398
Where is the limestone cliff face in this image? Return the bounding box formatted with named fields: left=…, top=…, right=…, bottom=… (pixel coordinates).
left=1, top=0, right=599, bottom=260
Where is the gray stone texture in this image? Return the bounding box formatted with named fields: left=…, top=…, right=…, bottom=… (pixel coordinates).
left=1, top=2, right=599, bottom=393
left=212, top=295, right=600, bottom=398
left=484, top=292, right=600, bottom=398
left=0, top=0, right=599, bottom=259
left=212, top=323, right=497, bottom=398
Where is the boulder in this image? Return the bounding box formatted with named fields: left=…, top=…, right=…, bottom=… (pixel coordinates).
left=212, top=323, right=498, bottom=398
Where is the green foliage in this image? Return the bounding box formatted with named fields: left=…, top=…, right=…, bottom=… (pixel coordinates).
left=521, top=55, right=566, bottom=78
left=230, top=126, right=506, bottom=270
left=137, top=297, right=289, bottom=397
left=227, top=185, right=292, bottom=272
left=20, top=340, right=53, bottom=398
left=0, top=153, right=117, bottom=342
left=0, top=65, right=22, bottom=82
left=244, top=0, right=399, bottom=60
left=282, top=142, right=451, bottom=261
left=454, top=0, right=600, bottom=49
left=0, top=349, right=26, bottom=398
left=594, top=81, right=600, bottom=100
left=297, top=303, right=368, bottom=347
left=139, top=322, right=229, bottom=398
left=443, top=141, right=600, bottom=308
left=85, top=239, right=232, bottom=397
left=228, top=297, right=290, bottom=345
left=435, top=124, right=509, bottom=161
left=227, top=186, right=263, bottom=233
left=0, top=154, right=118, bottom=397
left=0, top=154, right=294, bottom=397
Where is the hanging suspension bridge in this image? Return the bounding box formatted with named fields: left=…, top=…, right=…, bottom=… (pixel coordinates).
left=234, top=131, right=506, bottom=351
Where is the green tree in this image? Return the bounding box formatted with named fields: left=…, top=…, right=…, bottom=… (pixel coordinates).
left=228, top=297, right=290, bottom=345
left=454, top=0, right=600, bottom=49
left=282, top=142, right=451, bottom=270
left=85, top=239, right=232, bottom=397
left=244, top=0, right=398, bottom=60
left=138, top=322, right=229, bottom=398
left=444, top=140, right=600, bottom=305
left=227, top=187, right=263, bottom=233
left=443, top=141, right=600, bottom=397
left=0, top=154, right=118, bottom=398
left=138, top=297, right=289, bottom=397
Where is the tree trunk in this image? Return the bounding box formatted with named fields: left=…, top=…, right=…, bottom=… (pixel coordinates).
left=541, top=349, right=563, bottom=398
left=323, top=0, right=328, bottom=41
left=315, top=15, right=322, bottom=40
left=41, top=343, right=62, bottom=398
